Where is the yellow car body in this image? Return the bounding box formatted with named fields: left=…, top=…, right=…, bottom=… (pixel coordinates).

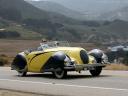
left=27, top=47, right=94, bottom=72
left=11, top=41, right=108, bottom=78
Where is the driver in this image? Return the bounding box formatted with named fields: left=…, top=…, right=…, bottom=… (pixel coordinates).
left=37, top=39, right=49, bottom=51
left=41, top=39, right=49, bottom=49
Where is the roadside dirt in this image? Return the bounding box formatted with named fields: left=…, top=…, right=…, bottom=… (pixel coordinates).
left=104, top=64, right=128, bottom=70
left=0, top=89, right=52, bottom=96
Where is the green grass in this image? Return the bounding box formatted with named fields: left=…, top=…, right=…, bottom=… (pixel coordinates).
left=5, top=24, right=42, bottom=39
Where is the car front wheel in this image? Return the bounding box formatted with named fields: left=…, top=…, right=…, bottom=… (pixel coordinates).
left=89, top=67, right=102, bottom=76
left=53, top=67, right=67, bottom=79
left=18, top=71, right=27, bottom=77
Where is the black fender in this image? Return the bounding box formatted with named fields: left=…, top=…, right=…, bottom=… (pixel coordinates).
left=42, top=51, right=67, bottom=71
left=52, top=51, right=66, bottom=62
left=11, top=53, right=27, bottom=71
left=88, top=49, right=103, bottom=63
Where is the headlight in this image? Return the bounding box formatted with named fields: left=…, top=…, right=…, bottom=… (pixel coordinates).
left=64, top=56, right=74, bottom=66
left=92, top=59, right=97, bottom=64
left=102, top=53, right=108, bottom=64
left=64, top=56, right=70, bottom=62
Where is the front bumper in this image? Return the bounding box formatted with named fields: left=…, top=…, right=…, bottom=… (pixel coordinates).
left=64, top=63, right=108, bottom=71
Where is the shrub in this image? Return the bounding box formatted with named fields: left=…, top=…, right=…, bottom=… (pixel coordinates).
left=0, top=55, right=8, bottom=66
left=0, top=8, right=22, bottom=22
left=0, top=31, right=21, bottom=38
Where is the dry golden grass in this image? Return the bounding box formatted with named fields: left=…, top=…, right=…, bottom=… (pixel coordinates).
left=104, top=64, right=128, bottom=71
left=0, top=39, right=41, bottom=57
left=0, top=39, right=41, bottom=66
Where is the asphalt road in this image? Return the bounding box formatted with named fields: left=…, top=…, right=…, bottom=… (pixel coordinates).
left=0, top=67, right=128, bottom=96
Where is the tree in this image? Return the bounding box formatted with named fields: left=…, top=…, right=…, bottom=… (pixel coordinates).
left=0, top=8, right=22, bottom=22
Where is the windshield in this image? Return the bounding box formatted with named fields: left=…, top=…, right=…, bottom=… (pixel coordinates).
left=39, top=41, right=70, bottom=50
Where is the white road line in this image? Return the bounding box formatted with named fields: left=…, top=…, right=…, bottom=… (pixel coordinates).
left=0, top=79, right=128, bottom=91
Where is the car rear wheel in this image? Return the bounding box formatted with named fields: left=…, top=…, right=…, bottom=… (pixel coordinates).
left=53, top=67, right=67, bottom=79
left=18, top=71, right=27, bottom=77
left=89, top=67, right=102, bottom=76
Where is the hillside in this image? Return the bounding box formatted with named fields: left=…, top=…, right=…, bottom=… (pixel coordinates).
left=0, top=0, right=80, bottom=40
left=99, top=6, right=128, bottom=21
left=28, top=1, right=86, bottom=20
left=0, top=0, right=49, bottom=21
left=0, top=0, right=78, bottom=23
left=35, top=0, right=128, bottom=20
left=1, top=0, right=128, bottom=43
left=0, top=0, right=48, bottom=39
left=79, top=20, right=128, bottom=43
left=0, top=18, right=42, bottom=39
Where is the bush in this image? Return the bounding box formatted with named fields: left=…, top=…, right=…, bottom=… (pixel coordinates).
left=0, top=31, right=21, bottom=38
left=0, top=55, right=8, bottom=66
left=0, top=8, right=22, bottom=22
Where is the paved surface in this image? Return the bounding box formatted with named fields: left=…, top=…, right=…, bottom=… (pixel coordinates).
left=0, top=67, right=128, bottom=96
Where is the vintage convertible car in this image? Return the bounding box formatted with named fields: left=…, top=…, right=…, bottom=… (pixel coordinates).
left=11, top=41, right=109, bottom=79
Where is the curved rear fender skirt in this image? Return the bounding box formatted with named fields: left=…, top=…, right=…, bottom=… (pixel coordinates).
left=88, top=49, right=103, bottom=63
left=11, top=53, right=27, bottom=71
left=41, top=51, right=66, bottom=72
left=80, top=50, right=89, bottom=64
